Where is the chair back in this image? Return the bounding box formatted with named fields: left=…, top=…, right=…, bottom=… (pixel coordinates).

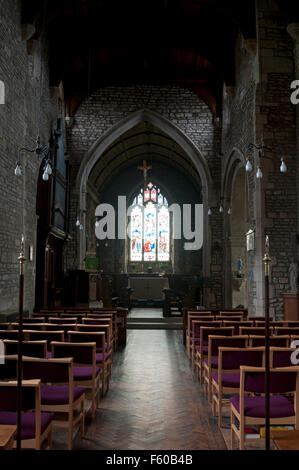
left=45, top=323, right=77, bottom=334
left=82, top=318, right=112, bottom=325
left=0, top=379, right=40, bottom=411
left=0, top=355, right=18, bottom=380
left=67, top=331, right=105, bottom=350
left=200, top=326, right=234, bottom=346
left=23, top=357, right=72, bottom=384
left=209, top=335, right=247, bottom=356
left=14, top=317, right=46, bottom=323
left=285, top=322, right=299, bottom=328
left=248, top=316, right=274, bottom=325
left=193, top=321, right=221, bottom=339
left=219, top=311, right=244, bottom=318
left=241, top=366, right=298, bottom=394
left=0, top=330, right=22, bottom=340
left=249, top=335, right=289, bottom=348
left=61, top=313, right=86, bottom=323
left=222, top=321, right=252, bottom=333
left=239, top=326, right=274, bottom=336
left=220, top=347, right=264, bottom=370
left=275, top=327, right=299, bottom=336
left=0, top=323, right=11, bottom=330
left=256, top=321, right=284, bottom=327
left=34, top=312, right=58, bottom=318
left=11, top=323, right=46, bottom=331
left=51, top=341, right=96, bottom=364
left=4, top=340, right=47, bottom=358
left=49, top=317, right=77, bottom=325
left=25, top=330, right=64, bottom=350
left=77, top=324, right=111, bottom=341
left=271, top=347, right=296, bottom=368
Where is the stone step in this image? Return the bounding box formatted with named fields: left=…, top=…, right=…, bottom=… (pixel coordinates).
left=128, top=317, right=182, bottom=323
left=127, top=322, right=183, bottom=330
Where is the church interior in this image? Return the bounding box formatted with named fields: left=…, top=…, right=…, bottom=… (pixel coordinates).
left=1, top=0, right=299, bottom=453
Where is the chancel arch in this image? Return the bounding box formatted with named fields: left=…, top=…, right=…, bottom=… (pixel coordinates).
left=76, top=109, right=213, bottom=280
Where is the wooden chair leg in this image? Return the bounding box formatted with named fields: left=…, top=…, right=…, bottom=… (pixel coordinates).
left=81, top=399, right=85, bottom=437
left=91, top=383, right=96, bottom=418
left=48, top=427, right=53, bottom=450
left=218, top=399, right=222, bottom=428
left=68, top=410, right=73, bottom=450
left=230, top=408, right=235, bottom=450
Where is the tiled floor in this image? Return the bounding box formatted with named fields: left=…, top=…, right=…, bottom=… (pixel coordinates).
left=54, top=329, right=226, bottom=450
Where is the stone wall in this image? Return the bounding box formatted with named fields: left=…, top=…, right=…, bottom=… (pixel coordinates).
left=0, top=0, right=60, bottom=314
left=66, top=85, right=223, bottom=306
left=256, top=0, right=297, bottom=318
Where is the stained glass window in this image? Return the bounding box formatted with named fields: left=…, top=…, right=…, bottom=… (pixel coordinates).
left=129, top=183, right=170, bottom=262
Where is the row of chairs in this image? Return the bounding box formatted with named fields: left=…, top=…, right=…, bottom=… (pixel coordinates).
left=0, top=320, right=116, bottom=449
left=183, top=314, right=299, bottom=449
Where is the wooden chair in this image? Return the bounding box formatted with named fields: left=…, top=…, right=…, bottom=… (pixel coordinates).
left=239, top=326, right=274, bottom=336
left=51, top=341, right=101, bottom=419
left=0, top=330, right=22, bottom=340
left=24, top=330, right=64, bottom=358
left=219, top=311, right=245, bottom=319
left=222, top=321, right=252, bottom=334
left=190, top=321, right=221, bottom=367
left=270, top=347, right=297, bottom=368
left=212, top=347, right=265, bottom=427
left=22, top=357, right=85, bottom=450
left=275, top=327, right=299, bottom=336
left=48, top=317, right=78, bottom=325
left=14, top=317, right=46, bottom=323
left=11, top=323, right=46, bottom=331
left=67, top=331, right=111, bottom=397
left=82, top=317, right=117, bottom=351
left=248, top=316, right=274, bottom=325
left=0, top=379, right=53, bottom=450
left=77, top=324, right=113, bottom=358
left=33, top=312, right=59, bottom=319
left=248, top=335, right=290, bottom=348
left=186, top=314, right=215, bottom=359
left=195, top=326, right=234, bottom=382
left=230, top=366, right=299, bottom=450
left=3, top=340, right=47, bottom=358
left=203, top=335, right=248, bottom=402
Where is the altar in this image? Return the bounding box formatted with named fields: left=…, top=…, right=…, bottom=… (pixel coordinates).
left=129, top=275, right=169, bottom=301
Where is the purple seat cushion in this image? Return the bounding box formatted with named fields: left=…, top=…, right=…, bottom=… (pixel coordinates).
left=230, top=395, right=295, bottom=418
left=195, top=345, right=208, bottom=354
left=46, top=351, right=52, bottom=359
left=0, top=411, right=53, bottom=440
left=204, top=357, right=218, bottom=368
left=41, top=385, right=85, bottom=405
left=96, top=344, right=113, bottom=353
left=73, top=366, right=101, bottom=380
left=96, top=352, right=111, bottom=362
left=212, top=372, right=240, bottom=388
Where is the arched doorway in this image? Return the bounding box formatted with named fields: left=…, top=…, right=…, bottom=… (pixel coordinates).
left=230, top=166, right=249, bottom=308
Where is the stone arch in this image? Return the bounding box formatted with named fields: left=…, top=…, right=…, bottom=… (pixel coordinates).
left=76, top=108, right=213, bottom=276
left=222, top=149, right=249, bottom=308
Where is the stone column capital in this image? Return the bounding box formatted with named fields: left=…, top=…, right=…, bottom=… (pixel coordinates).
left=287, top=23, right=299, bottom=41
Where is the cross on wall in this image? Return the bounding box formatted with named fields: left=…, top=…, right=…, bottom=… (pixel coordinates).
left=138, top=159, right=152, bottom=189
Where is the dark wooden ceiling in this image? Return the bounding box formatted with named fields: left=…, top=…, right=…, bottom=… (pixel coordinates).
left=21, top=0, right=259, bottom=116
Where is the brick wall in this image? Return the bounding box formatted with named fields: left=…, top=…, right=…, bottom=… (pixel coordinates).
left=0, top=0, right=60, bottom=314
